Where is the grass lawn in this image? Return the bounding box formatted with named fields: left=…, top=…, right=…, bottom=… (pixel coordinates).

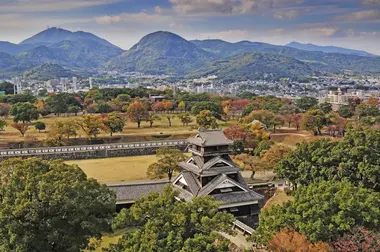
left=263, top=190, right=294, bottom=209
left=66, top=155, right=160, bottom=183
left=86, top=228, right=137, bottom=252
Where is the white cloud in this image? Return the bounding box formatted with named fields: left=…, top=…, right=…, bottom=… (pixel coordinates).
left=0, top=0, right=120, bottom=12
left=95, top=12, right=172, bottom=25
left=361, top=0, right=380, bottom=6
left=335, top=10, right=380, bottom=22
left=169, top=0, right=304, bottom=15
left=199, top=29, right=252, bottom=41
left=273, top=9, right=302, bottom=20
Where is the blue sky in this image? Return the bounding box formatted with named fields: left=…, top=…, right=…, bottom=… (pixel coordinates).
left=1, top=0, right=380, bottom=54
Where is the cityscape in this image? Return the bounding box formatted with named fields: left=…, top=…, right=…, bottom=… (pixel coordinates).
left=0, top=0, right=379, bottom=252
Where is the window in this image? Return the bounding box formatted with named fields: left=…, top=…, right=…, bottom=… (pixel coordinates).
left=220, top=188, right=233, bottom=193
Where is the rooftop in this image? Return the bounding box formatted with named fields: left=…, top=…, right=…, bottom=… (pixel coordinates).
left=187, top=130, right=233, bottom=147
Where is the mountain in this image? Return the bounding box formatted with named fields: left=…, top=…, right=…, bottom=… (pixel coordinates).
left=20, top=27, right=119, bottom=49
left=190, top=52, right=314, bottom=81
left=23, top=63, right=76, bottom=81
left=193, top=39, right=380, bottom=75
left=286, top=41, right=375, bottom=57
left=0, top=28, right=124, bottom=75
left=105, top=31, right=216, bottom=75
left=0, top=42, right=39, bottom=55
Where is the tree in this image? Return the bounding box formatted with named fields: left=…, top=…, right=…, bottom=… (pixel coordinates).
left=0, top=81, right=14, bottom=94
left=277, top=125, right=380, bottom=191
left=77, top=114, right=106, bottom=140
left=260, top=145, right=291, bottom=169
left=0, top=103, right=11, bottom=118
left=318, top=102, right=333, bottom=114
left=178, top=113, right=193, bottom=126
left=355, top=103, right=380, bottom=117
left=10, top=102, right=39, bottom=123
left=106, top=186, right=234, bottom=252
left=35, top=100, right=50, bottom=116
left=0, top=158, right=115, bottom=251
left=47, top=120, right=79, bottom=145
left=68, top=105, right=81, bottom=116
left=127, top=100, right=149, bottom=128
left=251, top=180, right=380, bottom=245
left=301, top=109, right=325, bottom=135
left=0, top=119, right=6, bottom=131
left=147, top=147, right=187, bottom=181
left=268, top=229, right=333, bottom=252
left=295, top=96, right=318, bottom=111
left=178, top=100, right=186, bottom=111
left=46, top=93, right=81, bottom=116
left=333, top=227, right=380, bottom=252
left=96, top=102, right=113, bottom=114
left=191, top=101, right=223, bottom=119
left=338, top=105, right=354, bottom=118
left=196, top=110, right=218, bottom=129
left=291, top=113, right=302, bottom=130
left=10, top=122, right=29, bottom=137
left=34, top=121, right=46, bottom=132
left=145, top=112, right=160, bottom=128
left=103, top=112, right=125, bottom=136
left=233, top=154, right=265, bottom=179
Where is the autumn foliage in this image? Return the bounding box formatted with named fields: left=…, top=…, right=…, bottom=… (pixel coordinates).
left=268, top=229, right=333, bottom=252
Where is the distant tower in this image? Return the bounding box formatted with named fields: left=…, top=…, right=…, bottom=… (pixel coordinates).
left=12, top=77, right=22, bottom=94
left=89, top=77, right=93, bottom=89
left=72, top=77, right=78, bottom=91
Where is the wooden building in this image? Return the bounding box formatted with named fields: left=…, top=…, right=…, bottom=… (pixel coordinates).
left=172, top=130, right=264, bottom=217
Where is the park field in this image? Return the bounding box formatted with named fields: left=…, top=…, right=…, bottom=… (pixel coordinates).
left=66, top=155, right=159, bottom=183
left=0, top=114, right=238, bottom=147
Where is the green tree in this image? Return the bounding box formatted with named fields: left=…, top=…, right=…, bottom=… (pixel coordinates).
left=196, top=110, right=218, bottom=129
left=34, top=121, right=46, bottom=132
left=295, top=96, right=318, bottom=111
left=46, top=93, right=81, bottom=116
left=178, top=113, right=193, bottom=126
left=191, top=101, right=223, bottom=119
left=0, top=158, right=115, bottom=251
left=251, top=181, right=380, bottom=245
left=10, top=102, right=39, bottom=123
left=68, top=105, right=81, bottom=116
left=0, top=81, right=14, bottom=94
left=355, top=103, right=380, bottom=117
left=276, top=126, right=380, bottom=191
left=106, top=186, right=234, bottom=252
left=300, top=109, right=325, bottom=135
left=103, top=112, right=125, bottom=136
left=338, top=105, right=354, bottom=118
left=147, top=147, right=187, bottom=181
left=318, top=102, right=333, bottom=114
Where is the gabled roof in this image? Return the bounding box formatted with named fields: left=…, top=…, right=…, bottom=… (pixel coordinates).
left=188, top=130, right=233, bottom=147
left=197, top=174, right=248, bottom=197
left=180, top=155, right=241, bottom=175
left=202, top=156, right=237, bottom=170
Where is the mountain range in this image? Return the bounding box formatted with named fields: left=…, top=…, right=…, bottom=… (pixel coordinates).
left=286, top=42, right=375, bottom=57
left=1, top=27, right=380, bottom=80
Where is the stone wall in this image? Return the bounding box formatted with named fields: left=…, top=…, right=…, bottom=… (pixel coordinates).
left=0, top=144, right=187, bottom=161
